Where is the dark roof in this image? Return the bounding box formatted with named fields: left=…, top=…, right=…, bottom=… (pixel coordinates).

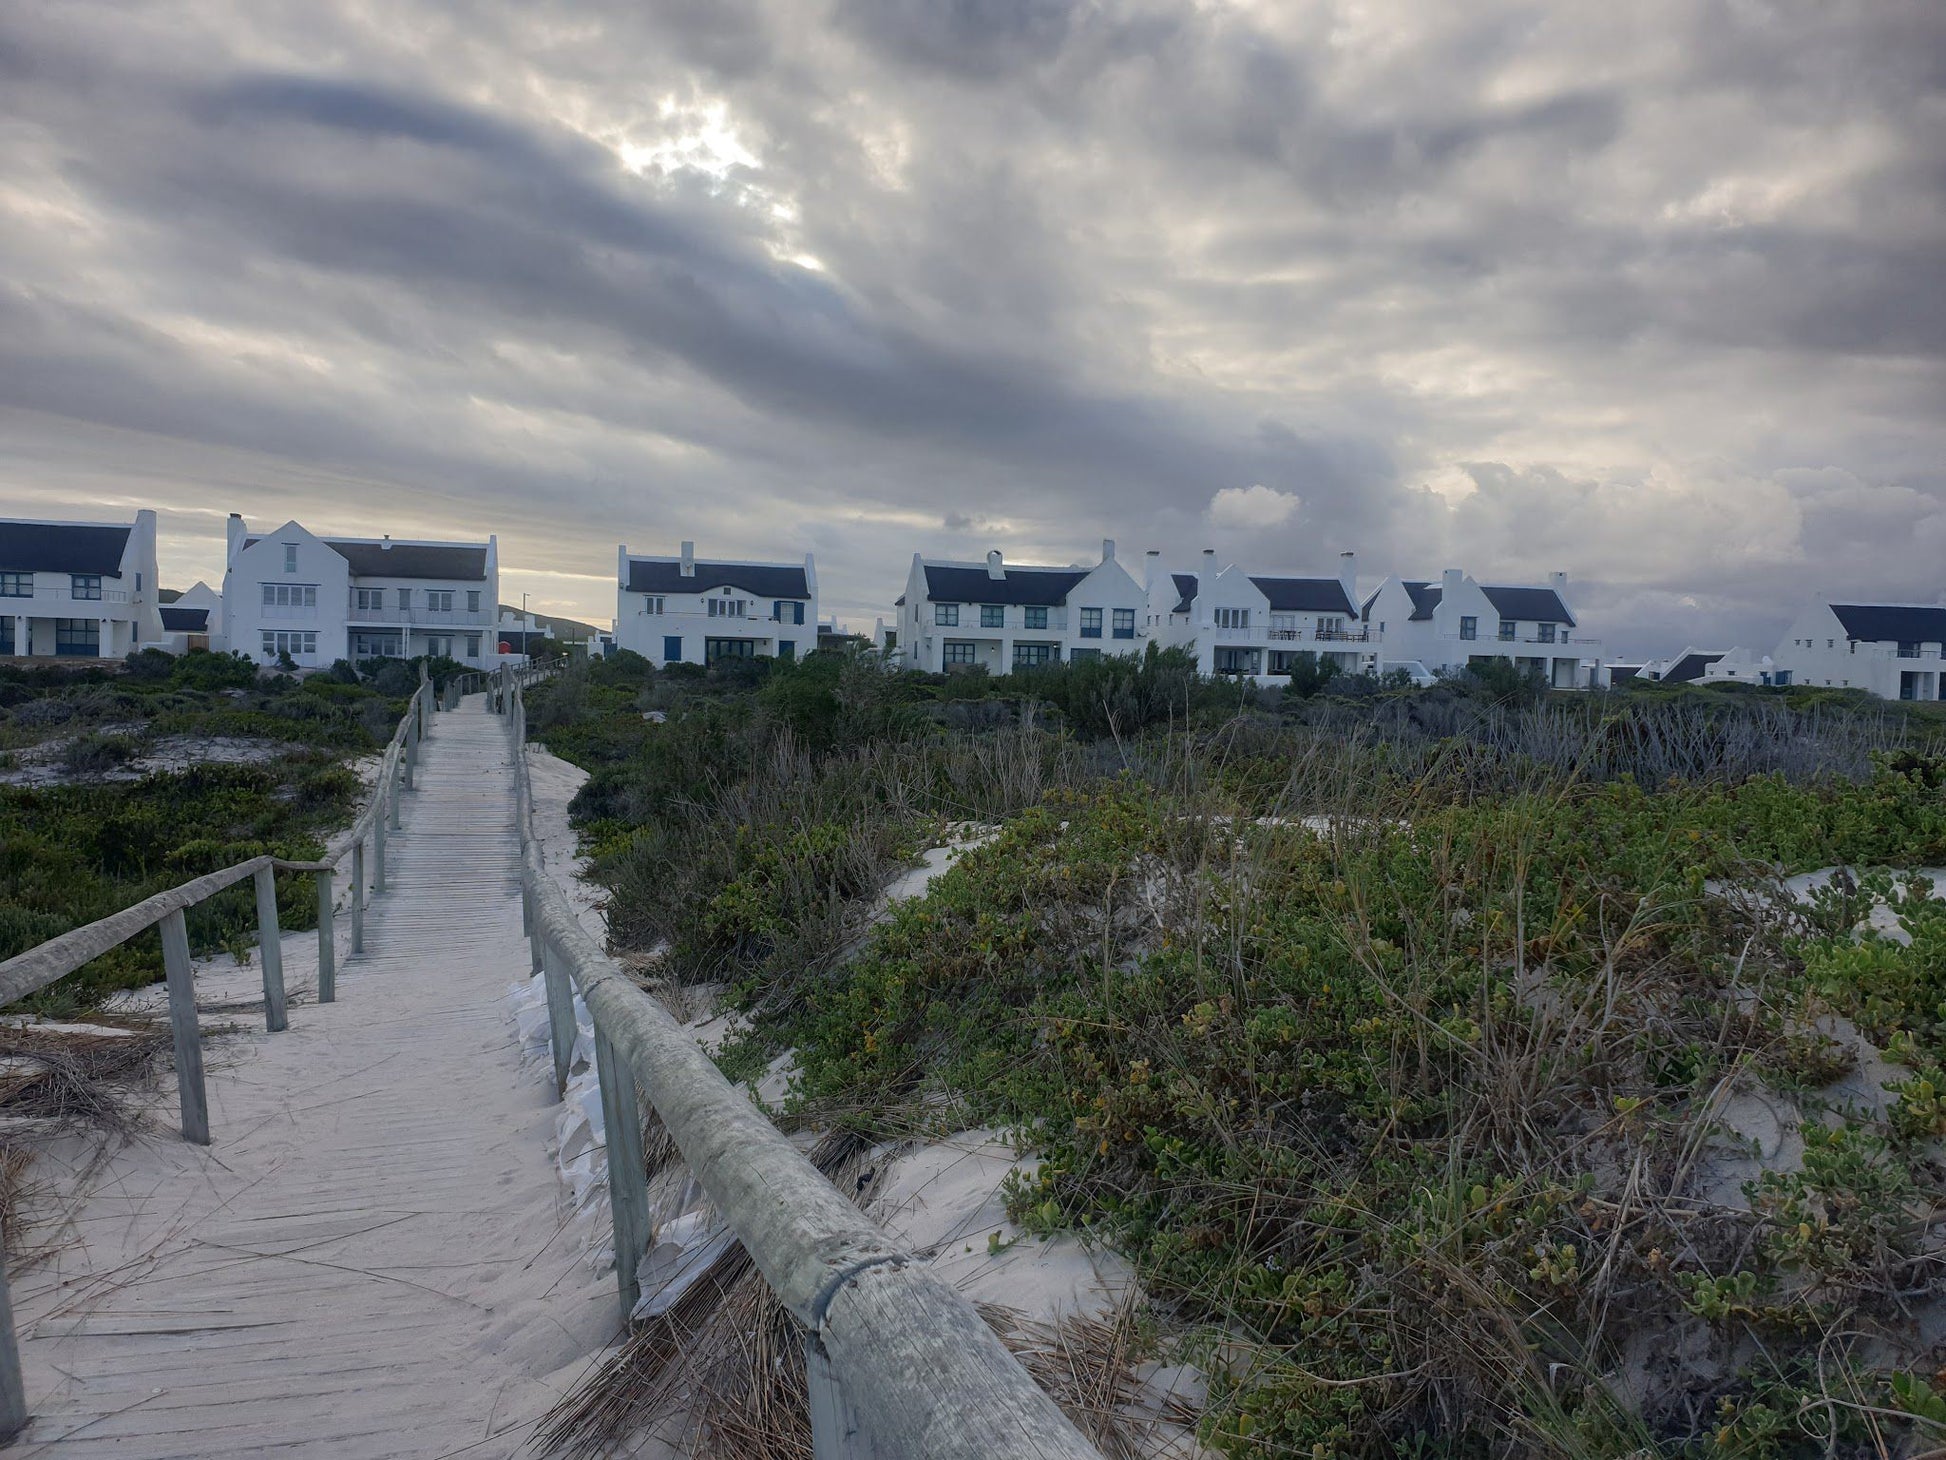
left=1608, top=665, right=1642, bottom=684
left=1481, top=585, right=1575, bottom=626
left=1170, top=573, right=1198, bottom=614
left=159, top=606, right=209, bottom=632
left=1829, top=604, right=1946, bottom=644
left=245, top=536, right=488, bottom=581
left=0, top=521, right=131, bottom=575
left=921, top=564, right=1088, bottom=607
left=1249, top=577, right=1356, bottom=615
left=627, top=559, right=810, bottom=598
left=1662, top=652, right=1723, bottom=684
left=1381, top=580, right=1573, bottom=625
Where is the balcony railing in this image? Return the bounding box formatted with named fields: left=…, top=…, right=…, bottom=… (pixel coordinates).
left=349, top=605, right=492, bottom=626
left=1, top=584, right=132, bottom=608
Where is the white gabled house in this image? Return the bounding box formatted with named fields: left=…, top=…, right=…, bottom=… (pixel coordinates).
left=894, top=541, right=1147, bottom=672
left=222, top=515, right=500, bottom=670
left=157, top=581, right=223, bottom=654
left=1, top=511, right=162, bottom=659
left=616, top=541, right=819, bottom=666
left=1147, top=549, right=1367, bottom=681
left=1360, top=568, right=1605, bottom=688
left=1771, top=601, right=1946, bottom=700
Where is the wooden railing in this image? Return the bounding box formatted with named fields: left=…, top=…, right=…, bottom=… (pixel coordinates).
left=496, top=665, right=1102, bottom=1460
left=0, top=669, right=443, bottom=1440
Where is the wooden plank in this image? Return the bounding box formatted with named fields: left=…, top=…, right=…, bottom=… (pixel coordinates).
left=595, top=1027, right=650, bottom=1323
left=315, top=870, right=335, bottom=1004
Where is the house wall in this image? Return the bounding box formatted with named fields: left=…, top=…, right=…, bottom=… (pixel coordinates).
left=1771, top=603, right=1946, bottom=699
left=614, top=551, right=821, bottom=667
left=3, top=510, right=161, bottom=659
left=898, top=551, right=1147, bottom=673
left=1364, top=571, right=1603, bottom=688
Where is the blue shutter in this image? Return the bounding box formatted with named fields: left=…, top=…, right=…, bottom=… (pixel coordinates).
left=663, top=635, right=683, bottom=663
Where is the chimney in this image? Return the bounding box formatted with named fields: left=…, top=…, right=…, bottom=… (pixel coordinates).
left=1198, top=548, right=1217, bottom=628
left=1144, top=549, right=1160, bottom=593
left=680, top=540, right=695, bottom=578
left=986, top=549, right=1004, bottom=580
left=1101, top=538, right=1116, bottom=565
left=226, top=512, right=245, bottom=566
left=1338, top=550, right=1356, bottom=602
left=381, top=534, right=392, bottom=551
left=1442, top=567, right=1463, bottom=596
left=1549, top=570, right=1568, bottom=591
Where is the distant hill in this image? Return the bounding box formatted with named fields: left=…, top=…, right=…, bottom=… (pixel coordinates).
left=500, top=605, right=599, bottom=641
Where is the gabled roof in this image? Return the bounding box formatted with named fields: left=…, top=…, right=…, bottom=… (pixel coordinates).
left=1663, top=652, right=1723, bottom=684
left=921, top=564, right=1088, bottom=607
left=1250, top=577, right=1356, bottom=615
left=159, top=605, right=209, bottom=632
left=626, top=559, right=810, bottom=598
left=1608, top=665, right=1642, bottom=684
left=1384, top=580, right=1574, bottom=625
left=0, top=521, right=131, bottom=576
left=245, top=535, right=488, bottom=581
left=1829, top=604, right=1946, bottom=644
left=1170, top=573, right=1198, bottom=615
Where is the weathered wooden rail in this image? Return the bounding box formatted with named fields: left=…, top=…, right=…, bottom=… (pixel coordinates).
left=497, top=665, right=1103, bottom=1460
left=0, top=670, right=442, bottom=1442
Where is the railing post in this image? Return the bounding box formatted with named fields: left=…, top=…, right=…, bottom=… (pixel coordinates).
left=807, top=1333, right=878, bottom=1459
left=0, top=1237, right=27, bottom=1444
left=158, top=908, right=210, bottom=1145
left=252, top=866, right=288, bottom=1033
left=595, top=1027, right=651, bottom=1323
left=540, top=937, right=574, bottom=1099
left=403, top=708, right=418, bottom=791
left=351, top=840, right=366, bottom=953
left=388, top=753, right=402, bottom=833
left=316, top=870, right=336, bottom=1003
left=374, top=806, right=388, bottom=894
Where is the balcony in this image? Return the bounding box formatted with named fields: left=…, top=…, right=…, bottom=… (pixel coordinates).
left=349, top=604, right=492, bottom=626
left=1, top=584, right=133, bottom=610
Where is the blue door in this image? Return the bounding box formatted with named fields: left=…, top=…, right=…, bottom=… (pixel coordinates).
left=663, top=635, right=683, bottom=663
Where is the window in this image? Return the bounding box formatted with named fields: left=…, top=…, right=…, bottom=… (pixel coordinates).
left=773, top=600, right=805, bottom=625
left=1023, top=606, right=1049, bottom=630
left=355, top=587, right=385, bottom=611
left=426, top=635, right=453, bottom=658
left=284, top=544, right=298, bottom=573
left=464, top=634, right=481, bottom=658
left=1079, top=607, right=1103, bottom=639
left=398, top=588, right=413, bottom=610
left=70, top=574, right=102, bottom=601
left=635, top=595, right=661, bottom=615
left=1497, top=620, right=1516, bottom=641
left=260, top=629, right=317, bottom=660
left=1069, top=647, right=1102, bottom=662
left=467, top=590, right=481, bottom=613
left=0, top=572, right=29, bottom=598
left=1112, top=609, right=1137, bottom=640
left=1460, top=616, right=1478, bottom=641
left=663, top=635, right=684, bottom=662
left=943, top=640, right=979, bottom=665
left=1315, top=616, right=1344, bottom=637
left=709, top=597, right=749, bottom=619
left=1215, top=607, right=1250, bottom=630
left=1215, top=647, right=1262, bottom=675
left=426, top=590, right=455, bottom=613
left=0, top=619, right=9, bottom=654
left=935, top=603, right=960, bottom=627
left=351, top=631, right=402, bottom=659
left=261, top=583, right=318, bottom=611
left=979, top=604, right=1004, bottom=629
left=55, top=619, right=100, bottom=656
left=1012, top=641, right=1056, bottom=668
left=706, top=638, right=755, bottom=660
left=1538, top=623, right=1556, bottom=644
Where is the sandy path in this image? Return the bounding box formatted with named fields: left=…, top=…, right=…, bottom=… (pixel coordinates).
left=7, top=697, right=615, bottom=1457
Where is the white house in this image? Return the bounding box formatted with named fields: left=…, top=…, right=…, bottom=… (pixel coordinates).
left=615, top=541, right=819, bottom=666
left=1771, top=601, right=1946, bottom=700
left=1, top=511, right=162, bottom=659
left=1639, top=647, right=1726, bottom=684
left=156, top=580, right=223, bottom=654
left=1147, top=549, right=1367, bottom=681
left=893, top=541, right=1148, bottom=673
left=222, top=515, right=501, bottom=670
left=1360, top=568, right=1605, bottom=688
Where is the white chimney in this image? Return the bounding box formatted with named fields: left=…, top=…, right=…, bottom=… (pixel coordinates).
left=1198, top=548, right=1217, bottom=628
left=1101, top=538, right=1116, bottom=564
left=986, top=549, right=1004, bottom=580
left=226, top=512, right=246, bottom=566
left=1144, top=549, right=1160, bottom=593
left=1339, top=550, right=1356, bottom=602
left=680, top=541, right=695, bottom=578
left=1442, top=567, right=1463, bottom=596
left=1549, top=570, right=1568, bottom=590
left=381, top=534, right=392, bottom=551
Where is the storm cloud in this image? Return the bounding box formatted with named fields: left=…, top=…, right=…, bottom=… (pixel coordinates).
left=1, top=0, right=1941, bottom=653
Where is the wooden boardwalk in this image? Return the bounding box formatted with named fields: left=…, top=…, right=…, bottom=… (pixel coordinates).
left=9, top=700, right=614, bottom=1457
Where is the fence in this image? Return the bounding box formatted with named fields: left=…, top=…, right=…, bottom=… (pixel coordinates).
left=496, top=665, right=1103, bottom=1460
left=0, top=670, right=442, bottom=1440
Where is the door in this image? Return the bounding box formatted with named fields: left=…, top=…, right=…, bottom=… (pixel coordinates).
left=663, top=635, right=683, bottom=663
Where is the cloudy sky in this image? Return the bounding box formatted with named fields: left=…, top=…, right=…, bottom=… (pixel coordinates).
left=2, top=0, right=1941, bottom=654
